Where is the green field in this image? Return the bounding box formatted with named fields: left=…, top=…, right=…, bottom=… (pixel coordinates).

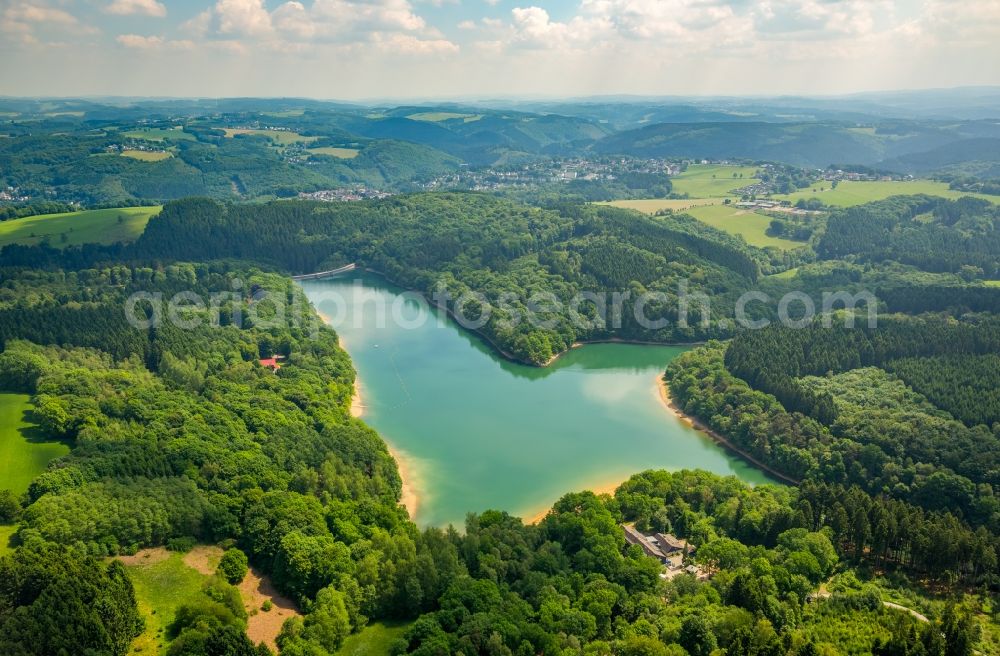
left=0, top=394, right=70, bottom=496
left=308, top=146, right=360, bottom=159
left=224, top=128, right=318, bottom=144
left=0, top=524, right=16, bottom=555
left=407, top=112, right=482, bottom=123
left=986, top=280, right=1000, bottom=288
left=684, top=204, right=803, bottom=249
left=122, top=550, right=210, bottom=655
left=337, top=621, right=412, bottom=656
left=121, top=149, right=172, bottom=162
left=0, top=206, right=161, bottom=248
left=769, top=267, right=801, bottom=279
left=771, top=180, right=999, bottom=207
left=598, top=197, right=725, bottom=213
left=671, top=164, right=761, bottom=198
left=121, top=127, right=196, bottom=142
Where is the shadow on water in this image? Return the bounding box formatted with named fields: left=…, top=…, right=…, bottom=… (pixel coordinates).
left=321, top=270, right=678, bottom=381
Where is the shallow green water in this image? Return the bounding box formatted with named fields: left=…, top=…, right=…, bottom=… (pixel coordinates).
left=301, top=273, right=775, bottom=527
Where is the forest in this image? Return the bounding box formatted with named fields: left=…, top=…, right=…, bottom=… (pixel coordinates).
left=665, top=319, right=1000, bottom=555
left=816, top=196, right=1000, bottom=277
left=0, top=260, right=992, bottom=655
left=0, top=194, right=770, bottom=365
left=4, top=191, right=1000, bottom=367
left=0, top=178, right=998, bottom=653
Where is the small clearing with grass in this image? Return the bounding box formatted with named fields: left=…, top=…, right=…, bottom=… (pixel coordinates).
left=684, top=204, right=803, bottom=249
left=0, top=524, right=17, bottom=555
left=120, top=548, right=207, bottom=656
left=0, top=206, right=161, bottom=248
left=121, top=545, right=300, bottom=655
left=407, top=112, right=482, bottom=123
left=223, top=128, right=318, bottom=144
left=337, top=620, right=413, bottom=656
left=670, top=164, right=762, bottom=198
left=769, top=267, right=801, bottom=279
left=0, top=393, right=70, bottom=496
left=598, top=197, right=725, bottom=214
left=121, top=149, right=172, bottom=162
left=771, top=180, right=999, bottom=207
left=121, top=127, right=195, bottom=142
left=308, top=146, right=360, bottom=159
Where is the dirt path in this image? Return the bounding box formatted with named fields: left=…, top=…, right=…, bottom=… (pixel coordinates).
left=883, top=601, right=930, bottom=623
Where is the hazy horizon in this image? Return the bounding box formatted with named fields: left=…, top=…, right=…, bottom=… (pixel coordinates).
left=2, top=0, right=999, bottom=98
left=3, top=85, right=1000, bottom=106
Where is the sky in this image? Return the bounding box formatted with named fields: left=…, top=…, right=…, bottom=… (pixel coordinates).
left=1, top=0, right=999, bottom=99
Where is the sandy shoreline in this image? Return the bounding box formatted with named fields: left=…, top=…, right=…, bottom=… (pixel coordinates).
left=654, top=375, right=800, bottom=486
left=523, top=478, right=625, bottom=525
left=335, top=334, right=420, bottom=521
left=384, top=442, right=420, bottom=521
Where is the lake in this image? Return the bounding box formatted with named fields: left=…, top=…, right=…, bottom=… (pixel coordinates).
left=301, top=272, right=775, bottom=527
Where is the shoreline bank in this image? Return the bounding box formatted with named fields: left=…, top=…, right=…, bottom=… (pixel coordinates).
left=654, top=376, right=799, bottom=486
left=334, top=333, right=421, bottom=522
left=301, top=268, right=705, bottom=370
left=523, top=478, right=626, bottom=525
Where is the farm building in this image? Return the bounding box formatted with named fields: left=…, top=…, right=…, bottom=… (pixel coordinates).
left=622, top=524, right=667, bottom=562
left=654, top=533, right=695, bottom=555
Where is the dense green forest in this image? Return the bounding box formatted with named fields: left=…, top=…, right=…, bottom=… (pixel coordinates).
left=1, top=145, right=1000, bottom=652
left=0, top=207, right=996, bottom=654
left=0, top=260, right=992, bottom=654
left=9, top=193, right=763, bottom=364
left=816, top=196, right=1000, bottom=277
left=4, top=192, right=1000, bottom=365
left=666, top=313, right=1000, bottom=523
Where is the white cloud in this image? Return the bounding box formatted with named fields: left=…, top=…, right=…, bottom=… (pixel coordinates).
left=2, top=3, right=98, bottom=43
left=373, top=32, right=459, bottom=53
left=180, top=10, right=212, bottom=37
left=215, top=0, right=273, bottom=36
left=188, top=0, right=457, bottom=54
left=457, top=19, right=476, bottom=29
left=4, top=3, right=78, bottom=25
left=105, top=0, right=167, bottom=18
left=116, top=33, right=193, bottom=48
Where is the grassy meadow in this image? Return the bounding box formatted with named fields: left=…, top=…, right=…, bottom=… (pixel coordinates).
left=0, top=206, right=161, bottom=248
left=122, top=550, right=211, bottom=655
left=223, top=128, right=318, bottom=144
left=683, top=204, right=804, bottom=249
left=308, top=146, right=360, bottom=159
left=671, top=164, right=761, bottom=198
left=121, top=127, right=196, bottom=142
left=0, top=524, right=15, bottom=555
left=771, top=180, right=999, bottom=207
left=768, top=267, right=801, bottom=279
left=407, top=112, right=482, bottom=123
left=120, top=149, right=172, bottom=162
left=0, top=394, right=70, bottom=496
left=337, top=621, right=412, bottom=656
left=598, top=197, right=724, bottom=213
left=121, top=545, right=301, bottom=654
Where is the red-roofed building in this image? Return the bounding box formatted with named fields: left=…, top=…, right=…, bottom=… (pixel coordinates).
left=259, top=356, right=283, bottom=371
